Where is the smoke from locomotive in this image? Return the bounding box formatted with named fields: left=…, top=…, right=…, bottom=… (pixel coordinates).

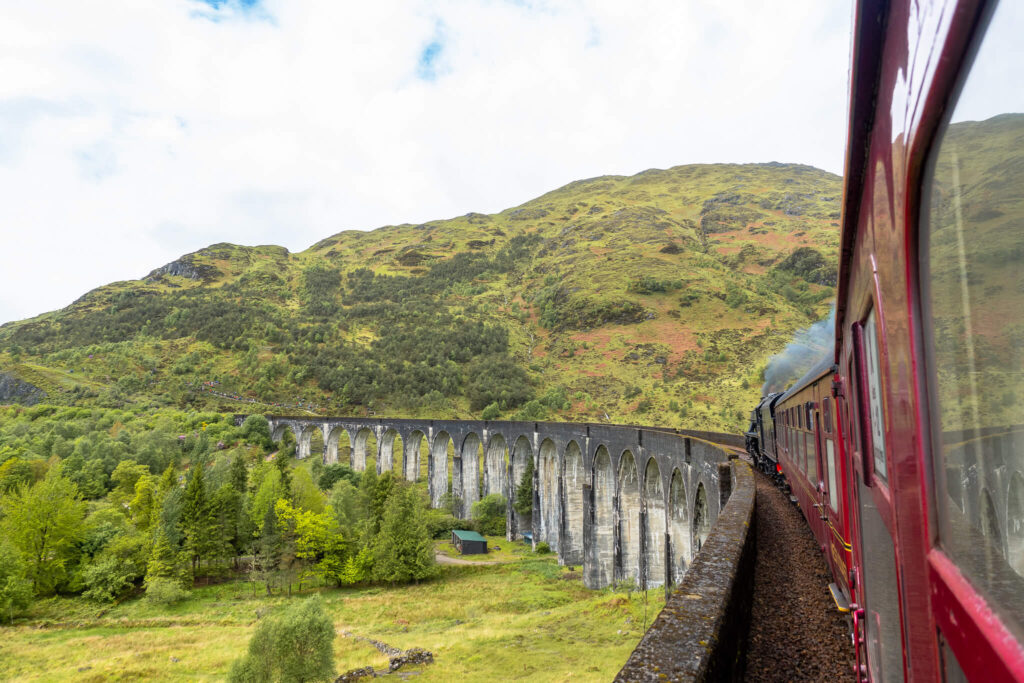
left=761, top=308, right=835, bottom=394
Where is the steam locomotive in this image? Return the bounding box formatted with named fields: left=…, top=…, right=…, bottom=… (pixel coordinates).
left=748, top=0, right=1024, bottom=679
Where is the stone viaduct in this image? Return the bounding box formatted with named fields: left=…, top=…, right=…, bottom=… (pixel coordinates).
left=252, top=415, right=738, bottom=591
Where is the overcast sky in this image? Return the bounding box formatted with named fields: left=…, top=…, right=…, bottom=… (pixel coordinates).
left=0, top=0, right=852, bottom=325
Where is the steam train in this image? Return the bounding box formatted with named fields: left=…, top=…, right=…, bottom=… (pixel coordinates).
left=747, top=0, right=1023, bottom=680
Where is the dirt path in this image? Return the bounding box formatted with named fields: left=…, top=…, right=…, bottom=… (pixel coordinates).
left=744, top=470, right=856, bottom=680
left=434, top=553, right=504, bottom=566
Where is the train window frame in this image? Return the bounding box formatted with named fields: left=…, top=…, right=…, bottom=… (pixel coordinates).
left=826, top=438, right=839, bottom=513
left=862, top=308, right=888, bottom=484
left=851, top=320, right=877, bottom=486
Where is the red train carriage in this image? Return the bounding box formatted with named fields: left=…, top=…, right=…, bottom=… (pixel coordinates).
left=773, top=359, right=856, bottom=617
left=747, top=0, right=1024, bottom=678
left=835, top=0, right=1023, bottom=679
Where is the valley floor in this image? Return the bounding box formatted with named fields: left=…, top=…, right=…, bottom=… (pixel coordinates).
left=0, top=546, right=664, bottom=682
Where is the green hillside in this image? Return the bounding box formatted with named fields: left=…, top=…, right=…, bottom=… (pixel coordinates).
left=0, top=162, right=842, bottom=430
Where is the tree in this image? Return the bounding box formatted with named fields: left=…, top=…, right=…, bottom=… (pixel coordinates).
left=0, top=469, right=85, bottom=594
left=275, top=499, right=346, bottom=588
left=252, top=469, right=286, bottom=532
left=514, top=457, right=535, bottom=517
left=229, top=453, right=248, bottom=494
left=254, top=504, right=283, bottom=596
left=471, top=493, right=507, bottom=536
left=181, top=464, right=217, bottom=573
left=228, top=595, right=336, bottom=683
left=146, top=524, right=191, bottom=593
left=109, top=460, right=150, bottom=508
left=239, top=415, right=272, bottom=451
left=318, top=463, right=359, bottom=491
left=129, top=474, right=157, bottom=531
left=275, top=454, right=293, bottom=502
left=328, top=479, right=366, bottom=543
left=360, top=470, right=394, bottom=544
left=291, top=467, right=325, bottom=514
left=0, top=540, right=32, bottom=623
left=0, top=457, right=36, bottom=493
left=480, top=402, right=501, bottom=421
left=211, top=483, right=244, bottom=566
left=371, top=484, right=437, bottom=585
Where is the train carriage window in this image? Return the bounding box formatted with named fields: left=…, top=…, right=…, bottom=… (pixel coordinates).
left=826, top=439, right=838, bottom=512
left=919, top=0, right=1024, bottom=636
left=807, top=431, right=817, bottom=483
left=863, top=309, right=888, bottom=483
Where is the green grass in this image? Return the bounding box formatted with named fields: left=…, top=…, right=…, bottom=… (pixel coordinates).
left=1, top=559, right=665, bottom=682
left=436, top=534, right=539, bottom=563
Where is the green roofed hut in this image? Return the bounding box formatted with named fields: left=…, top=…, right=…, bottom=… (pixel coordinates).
left=452, top=530, right=488, bottom=555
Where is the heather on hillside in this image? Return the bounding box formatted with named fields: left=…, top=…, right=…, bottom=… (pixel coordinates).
left=0, top=163, right=843, bottom=430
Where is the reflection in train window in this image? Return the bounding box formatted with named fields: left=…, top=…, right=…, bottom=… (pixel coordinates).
left=807, top=432, right=817, bottom=484
left=826, top=439, right=838, bottom=512
left=919, top=0, right=1024, bottom=637
left=863, top=309, right=887, bottom=483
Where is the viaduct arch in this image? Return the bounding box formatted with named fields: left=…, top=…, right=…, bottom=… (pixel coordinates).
left=249, top=415, right=734, bottom=590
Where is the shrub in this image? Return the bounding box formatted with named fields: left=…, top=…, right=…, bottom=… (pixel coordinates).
left=0, top=541, right=32, bottom=623
left=471, top=493, right=507, bottom=536
left=535, top=542, right=551, bottom=555
left=228, top=595, right=336, bottom=683
left=82, top=556, right=137, bottom=603
left=239, top=414, right=272, bottom=450
left=144, top=577, right=190, bottom=605
left=480, top=402, right=501, bottom=421
left=424, top=510, right=467, bottom=540
left=318, top=464, right=360, bottom=491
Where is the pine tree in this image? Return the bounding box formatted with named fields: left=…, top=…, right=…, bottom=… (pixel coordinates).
left=145, top=523, right=191, bottom=592
left=372, top=484, right=436, bottom=585
left=181, top=464, right=217, bottom=574
left=255, top=504, right=283, bottom=595
left=514, top=457, right=535, bottom=516
left=129, top=474, right=157, bottom=531
left=229, top=453, right=248, bottom=495
left=275, top=453, right=293, bottom=501
left=211, top=483, right=242, bottom=566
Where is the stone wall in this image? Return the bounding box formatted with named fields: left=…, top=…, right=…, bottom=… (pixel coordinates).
left=615, top=459, right=756, bottom=682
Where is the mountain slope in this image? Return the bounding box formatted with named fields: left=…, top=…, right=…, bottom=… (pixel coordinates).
left=0, top=162, right=841, bottom=430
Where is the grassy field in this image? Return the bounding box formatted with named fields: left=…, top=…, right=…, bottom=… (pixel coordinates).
left=0, top=554, right=665, bottom=682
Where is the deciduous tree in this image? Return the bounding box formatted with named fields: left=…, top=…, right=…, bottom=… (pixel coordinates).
left=0, top=469, right=85, bottom=594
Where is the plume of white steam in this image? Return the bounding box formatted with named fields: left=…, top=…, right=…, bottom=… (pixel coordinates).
left=761, top=307, right=836, bottom=394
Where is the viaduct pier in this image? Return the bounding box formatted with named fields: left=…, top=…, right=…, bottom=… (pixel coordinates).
left=254, top=415, right=741, bottom=592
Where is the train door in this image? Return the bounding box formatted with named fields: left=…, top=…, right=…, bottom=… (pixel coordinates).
left=849, top=306, right=907, bottom=682
left=821, top=395, right=852, bottom=600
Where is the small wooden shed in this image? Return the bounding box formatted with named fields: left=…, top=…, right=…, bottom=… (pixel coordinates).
left=452, top=530, right=488, bottom=555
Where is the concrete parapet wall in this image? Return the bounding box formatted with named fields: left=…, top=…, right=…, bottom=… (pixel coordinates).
left=615, top=459, right=756, bottom=682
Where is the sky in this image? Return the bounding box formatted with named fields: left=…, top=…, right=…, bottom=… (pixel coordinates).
left=0, top=0, right=853, bottom=325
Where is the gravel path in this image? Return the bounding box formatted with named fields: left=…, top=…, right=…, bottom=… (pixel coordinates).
left=434, top=552, right=503, bottom=566
left=745, top=471, right=856, bottom=681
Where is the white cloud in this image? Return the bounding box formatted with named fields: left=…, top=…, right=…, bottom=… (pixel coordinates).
left=0, top=0, right=852, bottom=324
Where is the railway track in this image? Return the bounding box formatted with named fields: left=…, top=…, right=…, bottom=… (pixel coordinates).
left=744, top=469, right=855, bottom=680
